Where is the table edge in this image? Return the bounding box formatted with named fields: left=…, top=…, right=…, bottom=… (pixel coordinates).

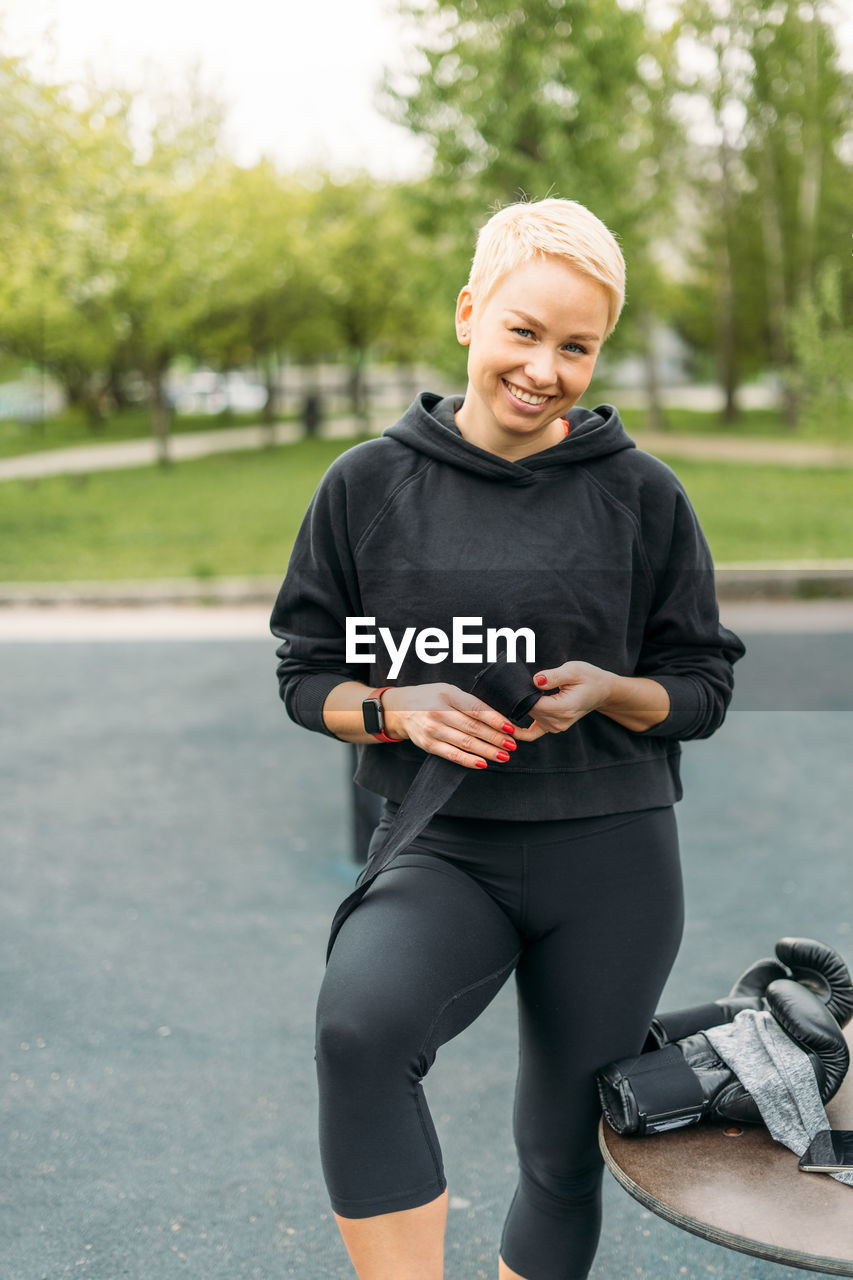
left=598, top=1120, right=853, bottom=1277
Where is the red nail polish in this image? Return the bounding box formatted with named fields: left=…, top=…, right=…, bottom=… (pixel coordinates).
left=475, top=760, right=487, bottom=769
left=501, top=723, right=515, bottom=734
left=496, top=751, right=510, bottom=762
left=502, top=740, right=517, bottom=751
left=535, top=675, right=548, bottom=687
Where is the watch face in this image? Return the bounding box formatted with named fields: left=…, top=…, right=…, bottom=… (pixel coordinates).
left=362, top=698, right=383, bottom=735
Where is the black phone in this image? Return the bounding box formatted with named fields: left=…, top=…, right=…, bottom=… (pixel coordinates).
left=798, top=1130, right=853, bottom=1173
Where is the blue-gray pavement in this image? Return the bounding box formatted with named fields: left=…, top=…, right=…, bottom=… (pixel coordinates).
left=1, top=632, right=851, bottom=1279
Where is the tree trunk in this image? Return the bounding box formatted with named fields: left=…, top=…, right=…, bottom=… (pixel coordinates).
left=640, top=313, right=667, bottom=433
left=398, top=363, right=418, bottom=410
left=797, top=6, right=822, bottom=301
left=261, top=351, right=279, bottom=445
left=349, top=349, right=370, bottom=434
left=61, top=367, right=106, bottom=432
left=262, top=351, right=277, bottom=426
left=149, top=368, right=172, bottom=466
left=757, top=133, right=798, bottom=427
left=83, top=386, right=107, bottom=432
left=759, top=175, right=790, bottom=375
left=107, top=367, right=131, bottom=410
left=784, top=4, right=822, bottom=431
left=716, top=139, right=739, bottom=425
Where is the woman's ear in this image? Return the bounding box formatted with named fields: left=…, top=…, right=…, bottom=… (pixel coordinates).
left=455, top=287, right=474, bottom=345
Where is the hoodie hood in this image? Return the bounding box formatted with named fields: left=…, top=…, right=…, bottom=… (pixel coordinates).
left=383, top=391, right=635, bottom=486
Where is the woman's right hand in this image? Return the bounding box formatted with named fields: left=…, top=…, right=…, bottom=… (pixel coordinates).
left=382, top=683, right=519, bottom=770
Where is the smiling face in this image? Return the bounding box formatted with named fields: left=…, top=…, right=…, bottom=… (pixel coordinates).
left=454, top=255, right=610, bottom=460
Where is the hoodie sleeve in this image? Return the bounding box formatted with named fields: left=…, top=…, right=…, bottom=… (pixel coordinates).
left=635, top=480, right=745, bottom=741
left=269, top=461, right=368, bottom=737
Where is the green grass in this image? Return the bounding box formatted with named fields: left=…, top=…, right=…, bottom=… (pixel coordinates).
left=1, top=436, right=851, bottom=582
left=0, top=437, right=349, bottom=582
left=656, top=456, right=853, bottom=563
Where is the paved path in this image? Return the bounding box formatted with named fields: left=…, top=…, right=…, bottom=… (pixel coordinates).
left=2, top=598, right=853, bottom=642
left=2, top=418, right=852, bottom=481
left=1, top=621, right=852, bottom=1278
left=0, top=422, right=301, bottom=481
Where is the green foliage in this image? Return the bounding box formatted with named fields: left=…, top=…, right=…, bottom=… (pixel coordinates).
left=386, top=0, right=685, bottom=355
left=185, top=162, right=331, bottom=370
left=0, top=56, right=229, bottom=443
left=0, top=53, right=456, bottom=442
left=0, top=58, right=132, bottom=410
left=310, top=175, right=444, bottom=366
left=667, top=0, right=853, bottom=408
left=787, top=260, right=853, bottom=438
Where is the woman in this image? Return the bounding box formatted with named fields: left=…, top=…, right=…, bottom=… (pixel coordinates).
left=270, top=198, right=744, bottom=1280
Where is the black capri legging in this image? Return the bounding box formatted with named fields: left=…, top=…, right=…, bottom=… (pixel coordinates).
left=316, top=803, right=684, bottom=1280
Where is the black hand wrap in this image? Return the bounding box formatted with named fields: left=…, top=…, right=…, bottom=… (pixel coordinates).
left=326, top=654, right=546, bottom=961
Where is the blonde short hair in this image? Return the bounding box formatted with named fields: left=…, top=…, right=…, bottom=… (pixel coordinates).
left=467, top=198, right=626, bottom=339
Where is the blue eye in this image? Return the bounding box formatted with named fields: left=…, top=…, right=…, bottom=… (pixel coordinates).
left=511, top=326, right=589, bottom=355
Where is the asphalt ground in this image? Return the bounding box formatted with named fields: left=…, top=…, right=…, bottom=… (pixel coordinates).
left=2, top=608, right=852, bottom=1279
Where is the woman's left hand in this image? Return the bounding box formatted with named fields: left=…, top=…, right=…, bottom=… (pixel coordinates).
left=513, top=661, right=616, bottom=741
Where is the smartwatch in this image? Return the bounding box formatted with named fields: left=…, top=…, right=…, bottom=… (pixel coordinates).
left=362, top=686, right=402, bottom=743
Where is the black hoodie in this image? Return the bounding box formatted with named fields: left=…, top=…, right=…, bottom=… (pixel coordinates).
left=270, top=393, right=745, bottom=820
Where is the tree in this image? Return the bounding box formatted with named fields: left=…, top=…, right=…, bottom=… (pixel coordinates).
left=744, top=0, right=853, bottom=423
left=309, top=174, right=447, bottom=430
left=787, top=260, right=853, bottom=441
left=0, top=56, right=234, bottom=456
left=185, top=161, right=336, bottom=427
left=105, top=76, right=233, bottom=460
left=0, top=58, right=132, bottom=424
left=384, top=0, right=686, bottom=425
left=672, top=0, right=853, bottom=422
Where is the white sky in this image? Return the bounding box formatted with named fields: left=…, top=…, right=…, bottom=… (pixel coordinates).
left=0, top=0, right=432, bottom=177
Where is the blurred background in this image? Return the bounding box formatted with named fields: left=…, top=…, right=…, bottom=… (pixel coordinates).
left=2, top=7, right=853, bottom=1279
left=1, top=0, right=851, bottom=588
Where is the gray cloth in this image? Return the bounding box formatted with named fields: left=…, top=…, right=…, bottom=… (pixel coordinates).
left=705, top=1009, right=853, bottom=1187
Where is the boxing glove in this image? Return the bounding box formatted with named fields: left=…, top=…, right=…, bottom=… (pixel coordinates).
left=775, top=937, right=853, bottom=1027
left=598, top=978, right=850, bottom=1136
left=645, top=936, right=853, bottom=1050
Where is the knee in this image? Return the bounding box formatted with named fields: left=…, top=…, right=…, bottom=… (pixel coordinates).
left=315, top=981, right=425, bottom=1085
left=315, top=1002, right=380, bottom=1077
left=516, top=1146, right=603, bottom=1216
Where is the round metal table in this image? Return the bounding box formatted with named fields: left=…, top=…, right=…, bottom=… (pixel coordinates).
left=599, top=1025, right=853, bottom=1275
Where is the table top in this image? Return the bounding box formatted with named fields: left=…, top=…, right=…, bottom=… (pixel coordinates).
left=599, top=1024, right=853, bottom=1275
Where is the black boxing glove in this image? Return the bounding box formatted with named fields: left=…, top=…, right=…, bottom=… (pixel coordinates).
left=764, top=978, right=850, bottom=1101
left=645, top=936, right=853, bottom=1050
left=775, top=937, right=853, bottom=1027
left=598, top=978, right=849, bottom=1136
left=644, top=955, right=788, bottom=1050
